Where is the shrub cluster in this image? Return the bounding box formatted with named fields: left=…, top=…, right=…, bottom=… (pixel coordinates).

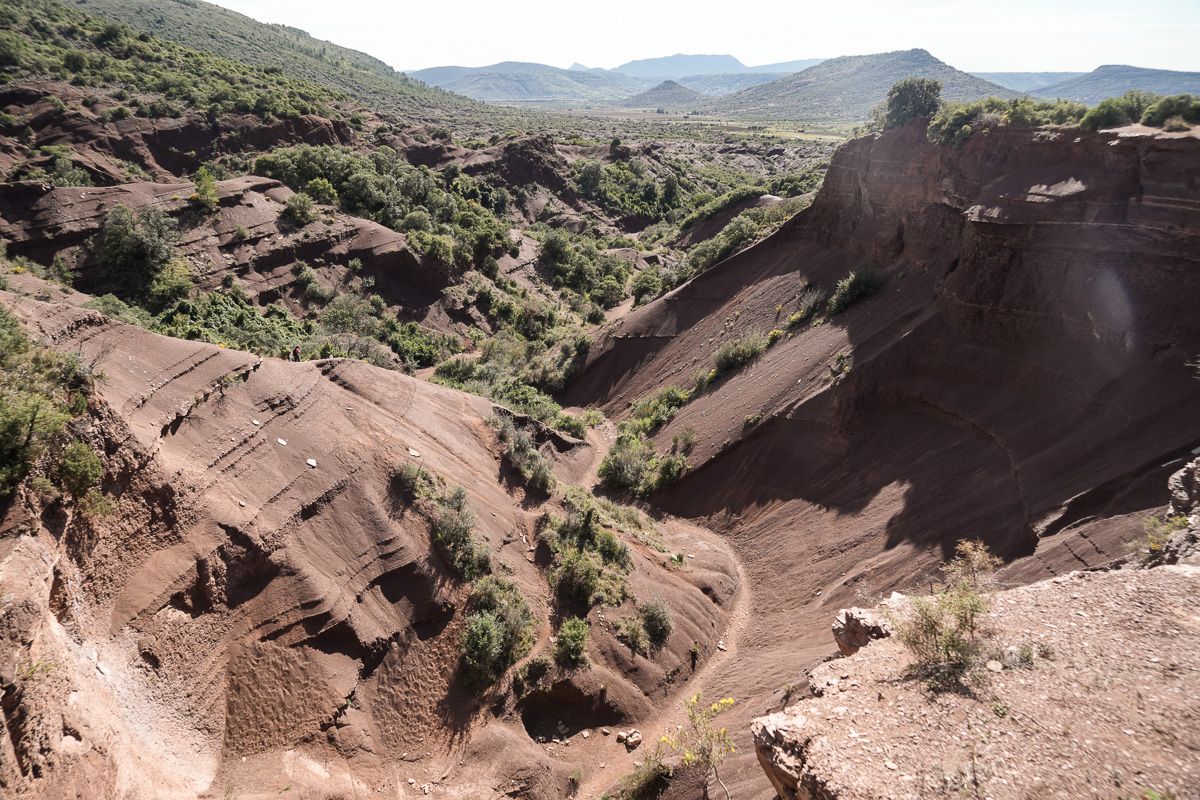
left=541, top=494, right=633, bottom=608
left=825, top=267, right=881, bottom=316
left=461, top=576, right=535, bottom=684
left=554, top=617, right=590, bottom=666
left=490, top=411, right=554, bottom=493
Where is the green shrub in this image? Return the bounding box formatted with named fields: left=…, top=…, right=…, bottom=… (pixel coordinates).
left=1141, top=94, right=1200, bottom=126
left=91, top=205, right=177, bottom=304
left=0, top=32, right=26, bottom=67
left=713, top=330, right=768, bottom=374
left=1080, top=90, right=1161, bottom=131
left=190, top=166, right=218, bottom=212
left=826, top=268, right=881, bottom=316
left=304, top=177, right=338, bottom=205
left=639, top=601, right=672, bottom=649
left=490, top=412, right=554, bottom=493
left=616, top=615, right=648, bottom=656
left=431, top=486, right=490, bottom=580
left=555, top=617, right=590, bottom=666
left=461, top=575, right=534, bottom=684
left=786, top=287, right=826, bottom=327
left=58, top=441, right=102, bottom=498
left=631, top=268, right=663, bottom=305
left=553, top=547, right=603, bottom=606
left=282, top=192, right=315, bottom=226
left=614, top=747, right=669, bottom=800
left=627, top=385, right=690, bottom=434
left=598, top=433, right=652, bottom=493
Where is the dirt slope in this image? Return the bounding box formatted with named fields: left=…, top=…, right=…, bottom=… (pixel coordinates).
left=565, top=121, right=1200, bottom=796
left=0, top=284, right=739, bottom=799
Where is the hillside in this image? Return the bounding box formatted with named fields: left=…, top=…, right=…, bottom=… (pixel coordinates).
left=615, top=53, right=747, bottom=79
left=679, top=72, right=784, bottom=95
left=565, top=122, right=1200, bottom=793
left=410, top=61, right=652, bottom=106
left=68, top=0, right=484, bottom=121
left=622, top=80, right=704, bottom=109
left=711, top=48, right=1022, bottom=121
left=1033, top=64, right=1200, bottom=103
left=973, top=70, right=1086, bottom=91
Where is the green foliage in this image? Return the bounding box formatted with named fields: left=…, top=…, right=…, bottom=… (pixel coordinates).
left=881, top=77, right=942, bottom=129
left=0, top=305, right=95, bottom=499
left=2, top=0, right=335, bottom=120
left=554, top=617, right=590, bottom=666
left=490, top=411, right=554, bottom=493
left=90, top=205, right=180, bottom=309
left=536, top=229, right=634, bottom=308
left=1140, top=94, right=1200, bottom=127
left=542, top=493, right=632, bottom=608
left=713, top=330, right=768, bottom=375
left=58, top=440, right=102, bottom=498
left=573, top=158, right=681, bottom=222
left=190, top=166, right=219, bottom=212
left=431, top=485, right=490, bottom=580
left=1132, top=513, right=1189, bottom=564
left=613, top=747, right=670, bottom=800
left=303, top=176, right=338, bottom=205
left=678, top=185, right=762, bottom=231
left=897, top=540, right=1002, bottom=689
left=928, top=97, right=1089, bottom=146
left=786, top=287, right=826, bottom=327
left=461, top=575, right=535, bottom=683
left=639, top=600, right=672, bottom=649
left=8, top=145, right=93, bottom=187
left=282, top=192, right=315, bottom=226
left=826, top=267, right=881, bottom=316
left=615, top=614, right=649, bottom=656
left=254, top=144, right=507, bottom=270
left=661, top=694, right=737, bottom=798
left=630, top=268, right=663, bottom=306
left=626, top=386, right=691, bottom=435
left=599, top=433, right=653, bottom=494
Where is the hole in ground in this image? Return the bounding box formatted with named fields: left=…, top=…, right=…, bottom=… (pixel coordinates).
left=519, top=680, right=626, bottom=741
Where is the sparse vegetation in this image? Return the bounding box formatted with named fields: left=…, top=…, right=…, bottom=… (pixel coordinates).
left=825, top=267, right=881, bottom=316
left=713, top=329, right=768, bottom=374
left=639, top=600, right=672, bottom=648
left=490, top=411, right=554, bottom=493
left=1132, top=513, right=1189, bottom=564
left=896, top=540, right=1002, bottom=689
left=661, top=693, right=737, bottom=800
left=613, top=746, right=670, bottom=800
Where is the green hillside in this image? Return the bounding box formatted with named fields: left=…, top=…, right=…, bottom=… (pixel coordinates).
left=71, top=0, right=483, bottom=121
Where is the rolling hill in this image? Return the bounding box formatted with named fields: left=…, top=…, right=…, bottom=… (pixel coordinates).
left=710, top=48, right=1022, bottom=122
left=1031, top=65, right=1200, bottom=103
left=409, top=61, right=652, bottom=106
left=614, top=53, right=747, bottom=79
left=622, top=80, right=705, bottom=108
left=973, top=71, right=1086, bottom=91
left=678, top=72, right=785, bottom=95
left=69, top=0, right=482, bottom=120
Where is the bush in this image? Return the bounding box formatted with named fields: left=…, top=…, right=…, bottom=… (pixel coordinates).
left=713, top=330, right=768, bottom=375
left=1080, top=90, right=1161, bottom=131
left=282, top=192, right=315, bottom=226
left=1141, top=94, right=1200, bottom=127
left=639, top=601, right=672, bottom=648
left=553, top=547, right=604, bottom=607
left=58, top=441, right=102, bottom=499
left=431, top=486, right=490, bottom=580
left=92, top=205, right=177, bottom=304
left=896, top=540, right=1001, bottom=689
left=304, top=177, right=338, bottom=205
left=616, top=615, right=648, bottom=656
left=787, top=287, right=826, bottom=326
left=555, top=617, right=589, bottom=666
left=614, top=748, right=670, bottom=800
left=490, top=412, right=554, bottom=493
left=631, top=268, right=663, bottom=305
left=826, top=267, right=881, bottom=316
left=598, top=434, right=652, bottom=493
left=882, top=78, right=942, bottom=129
left=0, top=32, right=26, bottom=67
left=190, top=166, right=218, bottom=212
left=461, top=576, right=534, bottom=684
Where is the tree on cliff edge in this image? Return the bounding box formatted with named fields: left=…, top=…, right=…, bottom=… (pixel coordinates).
left=876, top=77, right=943, bottom=130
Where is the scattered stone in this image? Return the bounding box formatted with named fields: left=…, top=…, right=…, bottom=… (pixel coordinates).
left=601, top=728, right=611, bottom=736
left=306, top=458, right=317, bottom=468
left=885, top=760, right=898, bottom=770
left=581, top=730, right=590, bottom=739
left=625, top=730, right=643, bottom=750
left=408, top=447, right=421, bottom=457
left=276, top=438, right=287, bottom=446
left=616, top=731, right=627, bottom=743
left=832, top=606, right=895, bottom=656
left=986, top=660, right=1004, bottom=672
left=717, top=640, right=727, bottom=651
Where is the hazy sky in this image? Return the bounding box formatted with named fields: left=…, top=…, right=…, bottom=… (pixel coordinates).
left=209, top=0, right=1200, bottom=73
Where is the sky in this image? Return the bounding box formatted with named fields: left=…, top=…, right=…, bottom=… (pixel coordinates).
left=208, top=0, right=1200, bottom=74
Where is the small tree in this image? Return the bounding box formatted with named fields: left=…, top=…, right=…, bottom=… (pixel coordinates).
left=282, top=192, right=315, bottom=226
left=639, top=601, right=672, bottom=649
left=662, top=693, right=737, bottom=800
left=191, top=166, right=218, bottom=212
left=883, top=77, right=943, bottom=129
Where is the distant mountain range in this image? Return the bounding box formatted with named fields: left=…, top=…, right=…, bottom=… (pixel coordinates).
left=971, top=72, right=1087, bottom=92
left=622, top=80, right=704, bottom=109
left=708, top=49, right=1020, bottom=122
left=1028, top=65, right=1200, bottom=103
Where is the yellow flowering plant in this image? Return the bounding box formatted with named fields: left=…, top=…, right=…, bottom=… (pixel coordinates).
left=661, top=693, right=736, bottom=799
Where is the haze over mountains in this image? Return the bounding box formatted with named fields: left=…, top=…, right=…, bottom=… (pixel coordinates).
left=411, top=47, right=1200, bottom=122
